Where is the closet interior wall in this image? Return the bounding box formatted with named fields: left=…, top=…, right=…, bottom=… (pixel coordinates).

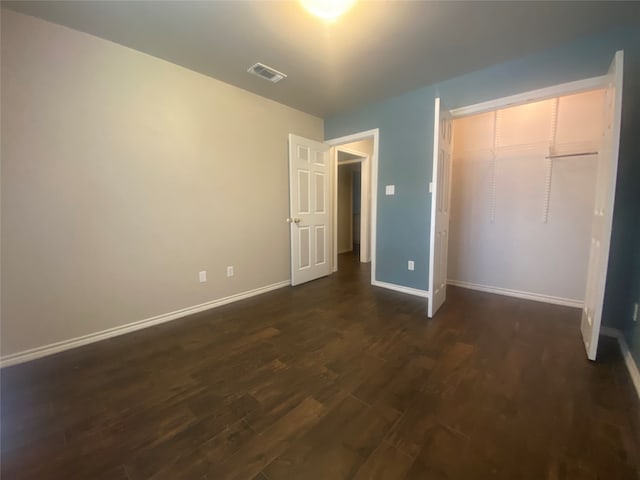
left=448, top=89, right=606, bottom=305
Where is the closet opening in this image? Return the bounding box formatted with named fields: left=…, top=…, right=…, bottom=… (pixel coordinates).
left=428, top=50, right=623, bottom=361
left=448, top=88, right=607, bottom=309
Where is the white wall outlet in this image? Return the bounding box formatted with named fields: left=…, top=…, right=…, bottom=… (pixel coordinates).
left=408, top=260, right=415, bottom=271
left=198, top=271, right=207, bottom=283
left=227, top=266, right=234, bottom=277
left=633, top=302, right=639, bottom=322
left=385, top=185, right=395, bottom=196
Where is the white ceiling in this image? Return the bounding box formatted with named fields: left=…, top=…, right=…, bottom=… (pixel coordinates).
left=4, top=1, right=639, bottom=118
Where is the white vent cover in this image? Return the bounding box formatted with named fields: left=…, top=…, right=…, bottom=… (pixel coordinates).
left=247, top=63, right=287, bottom=83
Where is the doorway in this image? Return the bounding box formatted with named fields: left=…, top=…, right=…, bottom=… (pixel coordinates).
left=337, top=158, right=362, bottom=261
left=335, top=145, right=369, bottom=271
left=327, top=130, right=379, bottom=279
left=287, top=129, right=379, bottom=287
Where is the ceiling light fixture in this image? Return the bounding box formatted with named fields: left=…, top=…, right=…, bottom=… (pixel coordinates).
left=299, top=0, right=357, bottom=20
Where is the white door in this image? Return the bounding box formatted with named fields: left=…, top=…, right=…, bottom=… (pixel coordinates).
left=288, top=134, right=331, bottom=286
left=581, top=51, right=624, bottom=360
left=428, top=97, right=453, bottom=317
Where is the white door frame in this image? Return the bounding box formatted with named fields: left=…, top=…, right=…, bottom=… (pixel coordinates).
left=450, top=74, right=608, bottom=118
left=338, top=157, right=365, bottom=166
left=326, top=129, right=379, bottom=281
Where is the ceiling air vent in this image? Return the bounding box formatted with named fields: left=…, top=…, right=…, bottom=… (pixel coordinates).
left=247, top=63, right=287, bottom=83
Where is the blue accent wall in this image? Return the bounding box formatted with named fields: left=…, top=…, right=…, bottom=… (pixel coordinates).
left=327, top=91, right=436, bottom=288
left=325, top=28, right=640, bottom=354
left=625, top=232, right=640, bottom=373
left=619, top=36, right=640, bottom=371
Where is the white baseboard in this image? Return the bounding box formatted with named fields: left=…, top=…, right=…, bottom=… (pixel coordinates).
left=372, top=280, right=429, bottom=298
left=0, top=280, right=291, bottom=368
left=600, top=327, right=640, bottom=400
left=447, top=279, right=583, bottom=308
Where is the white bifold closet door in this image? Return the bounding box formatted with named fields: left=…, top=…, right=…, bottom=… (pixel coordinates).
left=428, top=98, right=453, bottom=317
left=581, top=51, right=624, bottom=360
left=448, top=89, right=606, bottom=307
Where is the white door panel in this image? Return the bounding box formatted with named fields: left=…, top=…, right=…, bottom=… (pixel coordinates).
left=429, top=98, right=453, bottom=317
left=580, top=51, right=624, bottom=360
left=289, top=134, right=331, bottom=286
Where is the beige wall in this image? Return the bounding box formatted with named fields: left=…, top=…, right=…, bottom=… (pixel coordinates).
left=0, top=9, right=323, bottom=357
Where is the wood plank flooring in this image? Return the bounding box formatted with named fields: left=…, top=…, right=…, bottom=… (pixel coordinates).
left=2, top=253, right=639, bottom=479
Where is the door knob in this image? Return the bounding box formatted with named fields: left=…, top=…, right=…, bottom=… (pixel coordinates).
left=286, top=217, right=301, bottom=224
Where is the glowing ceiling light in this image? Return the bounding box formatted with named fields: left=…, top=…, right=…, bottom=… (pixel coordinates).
left=300, top=0, right=357, bottom=20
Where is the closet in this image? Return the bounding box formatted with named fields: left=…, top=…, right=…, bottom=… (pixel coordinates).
left=448, top=89, right=606, bottom=306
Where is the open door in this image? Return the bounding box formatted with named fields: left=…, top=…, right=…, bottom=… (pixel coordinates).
left=581, top=51, right=624, bottom=360
left=428, top=97, right=453, bottom=317
left=288, top=134, right=331, bottom=286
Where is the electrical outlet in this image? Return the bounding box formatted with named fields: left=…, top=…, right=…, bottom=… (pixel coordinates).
left=633, top=302, right=639, bottom=322
left=227, top=266, right=234, bottom=277
left=199, top=271, right=207, bottom=283
left=385, top=185, right=395, bottom=196
left=408, top=260, right=415, bottom=271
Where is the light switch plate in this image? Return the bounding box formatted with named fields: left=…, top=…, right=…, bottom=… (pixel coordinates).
left=199, top=271, right=207, bottom=283
left=385, top=185, right=395, bottom=195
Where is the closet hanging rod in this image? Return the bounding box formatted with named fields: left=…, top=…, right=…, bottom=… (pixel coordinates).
left=545, top=151, right=598, bottom=159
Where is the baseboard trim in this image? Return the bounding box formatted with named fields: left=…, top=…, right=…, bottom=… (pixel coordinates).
left=600, top=327, right=640, bottom=400
left=0, top=280, right=291, bottom=368
left=447, top=279, right=583, bottom=308
left=372, top=280, right=429, bottom=298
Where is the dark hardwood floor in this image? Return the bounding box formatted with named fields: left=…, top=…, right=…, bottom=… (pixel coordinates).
left=2, top=253, right=639, bottom=479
